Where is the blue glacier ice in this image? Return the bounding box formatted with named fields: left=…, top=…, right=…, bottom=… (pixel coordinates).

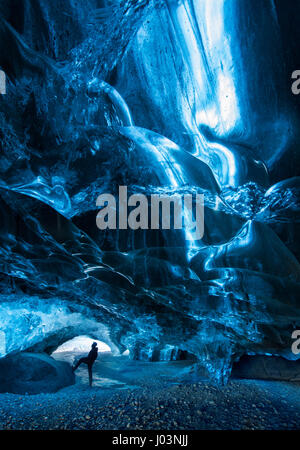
left=0, top=0, right=300, bottom=383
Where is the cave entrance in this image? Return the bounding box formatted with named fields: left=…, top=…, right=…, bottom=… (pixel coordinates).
left=51, top=335, right=111, bottom=364
left=53, top=335, right=111, bottom=354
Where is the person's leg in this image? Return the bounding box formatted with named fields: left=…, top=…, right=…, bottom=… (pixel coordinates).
left=88, top=364, right=93, bottom=386
left=73, top=357, right=88, bottom=372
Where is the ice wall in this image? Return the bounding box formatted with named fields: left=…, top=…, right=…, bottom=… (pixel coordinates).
left=0, top=0, right=299, bottom=382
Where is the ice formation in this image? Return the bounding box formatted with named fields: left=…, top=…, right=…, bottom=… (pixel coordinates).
left=0, top=0, right=300, bottom=382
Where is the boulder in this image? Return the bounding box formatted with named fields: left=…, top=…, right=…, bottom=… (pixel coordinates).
left=232, top=355, right=300, bottom=381
left=0, top=352, right=75, bottom=394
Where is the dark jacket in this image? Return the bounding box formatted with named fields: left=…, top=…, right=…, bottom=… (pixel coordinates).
left=87, top=347, right=98, bottom=364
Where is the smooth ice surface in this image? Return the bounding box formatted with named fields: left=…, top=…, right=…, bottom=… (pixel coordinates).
left=0, top=0, right=300, bottom=382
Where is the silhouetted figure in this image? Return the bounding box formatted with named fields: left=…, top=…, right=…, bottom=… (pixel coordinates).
left=72, top=342, right=98, bottom=386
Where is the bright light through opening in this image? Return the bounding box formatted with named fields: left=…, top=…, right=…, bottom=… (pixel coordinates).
left=53, top=336, right=111, bottom=354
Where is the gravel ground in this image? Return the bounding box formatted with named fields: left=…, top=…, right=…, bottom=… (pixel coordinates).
left=1, top=378, right=300, bottom=430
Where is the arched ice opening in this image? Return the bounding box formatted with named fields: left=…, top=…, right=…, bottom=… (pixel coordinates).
left=52, top=335, right=112, bottom=355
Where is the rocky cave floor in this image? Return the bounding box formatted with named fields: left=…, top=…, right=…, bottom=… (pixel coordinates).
left=1, top=353, right=300, bottom=431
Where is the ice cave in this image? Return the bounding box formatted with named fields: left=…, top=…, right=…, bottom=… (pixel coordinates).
left=0, top=0, right=300, bottom=390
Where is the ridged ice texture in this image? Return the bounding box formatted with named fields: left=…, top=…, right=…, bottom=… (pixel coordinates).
left=0, top=0, right=300, bottom=382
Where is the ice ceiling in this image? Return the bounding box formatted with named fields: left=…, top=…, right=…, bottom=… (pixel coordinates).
left=0, top=0, right=300, bottom=382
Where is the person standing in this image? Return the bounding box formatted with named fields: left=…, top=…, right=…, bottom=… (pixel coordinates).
left=72, top=342, right=98, bottom=386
